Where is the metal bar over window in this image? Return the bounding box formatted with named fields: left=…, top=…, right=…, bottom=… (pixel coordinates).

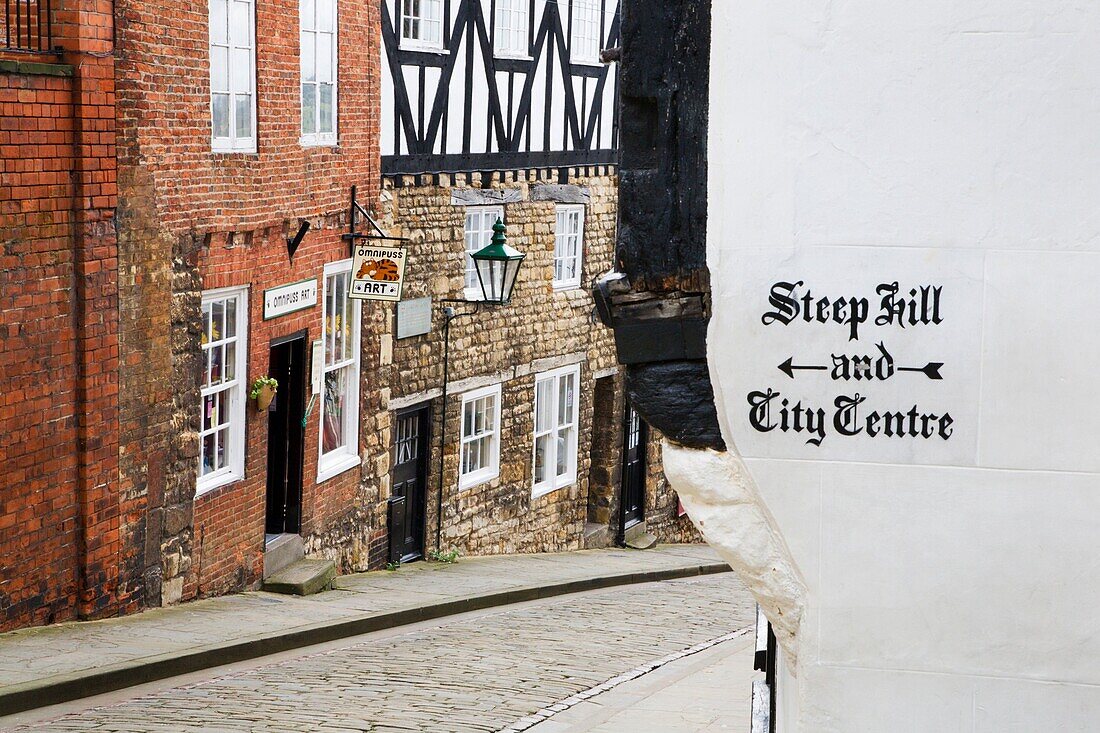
left=3, top=0, right=55, bottom=52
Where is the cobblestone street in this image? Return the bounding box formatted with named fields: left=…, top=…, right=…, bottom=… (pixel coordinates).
left=4, top=574, right=755, bottom=733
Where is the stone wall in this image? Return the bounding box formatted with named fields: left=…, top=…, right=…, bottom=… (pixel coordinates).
left=378, top=167, right=698, bottom=558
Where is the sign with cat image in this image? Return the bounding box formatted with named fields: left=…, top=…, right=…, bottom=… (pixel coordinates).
left=349, top=244, right=407, bottom=302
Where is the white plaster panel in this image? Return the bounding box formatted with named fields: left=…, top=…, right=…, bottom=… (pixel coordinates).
left=800, top=665, right=974, bottom=733
left=815, top=462, right=1100, bottom=684
left=705, top=0, right=1100, bottom=726
left=742, top=458, right=823, bottom=605
left=800, top=665, right=1100, bottom=733
left=972, top=677, right=1100, bottom=733
left=977, top=250, right=1100, bottom=472
left=710, top=1, right=1100, bottom=252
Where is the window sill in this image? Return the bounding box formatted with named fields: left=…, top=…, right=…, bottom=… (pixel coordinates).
left=570, top=57, right=603, bottom=68
left=532, top=481, right=573, bottom=500
left=494, top=52, right=532, bottom=61
left=552, top=280, right=583, bottom=292
left=211, top=148, right=259, bottom=156
left=462, top=288, right=485, bottom=302
left=317, top=452, right=361, bottom=484
left=459, top=468, right=499, bottom=491
left=400, top=43, right=449, bottom=55
left=300, top=137, right=339, bottom=149
left=196, top=470, right=243, bottom=498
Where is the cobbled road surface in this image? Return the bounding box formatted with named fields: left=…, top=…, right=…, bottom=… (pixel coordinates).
left=9, top=574, right=754, bottom=733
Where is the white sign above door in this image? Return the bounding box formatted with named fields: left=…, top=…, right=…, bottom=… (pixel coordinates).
left=263, top=279, right=318, bottom=320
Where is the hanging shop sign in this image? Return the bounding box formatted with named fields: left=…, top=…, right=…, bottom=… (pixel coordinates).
left=263, top=278, right=318, bottom=320
left=349, top=244, right=407, bottom=302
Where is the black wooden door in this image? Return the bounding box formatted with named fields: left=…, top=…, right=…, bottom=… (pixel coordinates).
left=265, top=334, right=306, bottom=535
left=390, top=404, right=429, bottom=562
left=621, top=401, right=648, bottom=529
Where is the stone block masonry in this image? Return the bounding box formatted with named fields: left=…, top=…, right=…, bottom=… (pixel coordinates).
left=379, top=168, right=700, bottom=559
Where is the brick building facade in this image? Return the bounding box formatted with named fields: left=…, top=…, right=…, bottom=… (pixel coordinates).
left=1, top=0, right=698, bottom=633
left=112, top=0, right=386, bottom=601
left=1, top=0, right=124, bottom=631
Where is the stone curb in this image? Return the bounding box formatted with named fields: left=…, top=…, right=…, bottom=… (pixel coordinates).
left=0, top=561, right=730, bottom=716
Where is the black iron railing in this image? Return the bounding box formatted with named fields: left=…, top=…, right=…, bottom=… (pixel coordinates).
left=3, top=0, right=54, bottom=53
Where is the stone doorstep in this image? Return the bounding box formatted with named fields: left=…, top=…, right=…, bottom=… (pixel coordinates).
left=623, top=522, right=658, bottom=550
left=263, top=534, right=305, bottom=579
left=582, top=522, right=611, bottom=549
left=262, top=558, right=337, bottom=596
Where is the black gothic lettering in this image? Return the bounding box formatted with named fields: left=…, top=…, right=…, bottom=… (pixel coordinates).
left=761, top=281, right=803, bottom=327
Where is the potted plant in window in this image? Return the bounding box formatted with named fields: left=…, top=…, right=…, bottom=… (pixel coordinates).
left=250, top=376, right=278, bottom=412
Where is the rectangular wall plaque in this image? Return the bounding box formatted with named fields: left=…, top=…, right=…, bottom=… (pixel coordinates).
left=263, top=278, right=318, bottom=320
left=396, top=297, right=432, bottom=339
left=311, top=339, right=323, bottom=395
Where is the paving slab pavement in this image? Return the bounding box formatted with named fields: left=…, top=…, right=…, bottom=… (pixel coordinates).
left=0, top=544, right=728, bottom=715
left=524, top=632, right=761, bottom=732
left=3, top=574, right=756, bottom=733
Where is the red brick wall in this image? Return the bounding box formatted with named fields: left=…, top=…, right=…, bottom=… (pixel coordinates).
left=1, top=0, right=123, bottom=629
left=0, top=65, right=82, bottom=629
left=112, top=0, right=382, bottom=600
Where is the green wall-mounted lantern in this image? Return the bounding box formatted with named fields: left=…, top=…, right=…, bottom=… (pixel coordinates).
left=471, top=219, right=525, bottom=305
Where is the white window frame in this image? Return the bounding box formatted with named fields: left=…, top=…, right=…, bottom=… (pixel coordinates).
left=569, top=0, right=601, bottom=65
left=531, top=364, right=580, bottom=498
left=494, top=0, right=529, bottom=59
left=300, top=0, right=339, bottom=146
left=463, top=205, right=504, bottom=300
left=197, top=286, right=249, bottom=496
left=459, top=383, right=502, bottom=490
left=317, top=259, right=362, bottom=483
left=399, top=0, right=444, bottom=51
left=210, top=0, right=257, bottom=152
left=553, top=204, right=584, bottom=290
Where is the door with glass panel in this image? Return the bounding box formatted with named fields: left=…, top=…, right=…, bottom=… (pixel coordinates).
left=390, top=404, right=430, bottom=562
left=620, top=400, right=647, bottom=529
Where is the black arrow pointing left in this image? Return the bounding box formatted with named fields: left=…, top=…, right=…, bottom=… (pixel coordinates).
left=778, top=357, right=827, bottom=379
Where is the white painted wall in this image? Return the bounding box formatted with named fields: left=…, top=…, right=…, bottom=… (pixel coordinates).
left=700, top=1, right=1100, bottom=730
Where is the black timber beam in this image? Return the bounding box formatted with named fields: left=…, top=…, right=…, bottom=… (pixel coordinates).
left=597, top=0, right=724, bottom=451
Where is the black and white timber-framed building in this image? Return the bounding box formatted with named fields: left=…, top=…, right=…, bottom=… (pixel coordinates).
left=380, top=0, right=620, bottom=175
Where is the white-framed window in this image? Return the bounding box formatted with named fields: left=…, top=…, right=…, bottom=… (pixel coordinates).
left=210, top=0, right=257, bottom=152
left=532, top=365, right=579, bottom=497
left=198, top=286, right=249, bottom=495
left=463, top=205, right=504, bottom=299
left=459, top=383, right=501, bottom=489
left=553, top=204, right=584, bottom=289
left=301, top=0, right=338, bottom=145
left=494, top=0, right=528, bottom=58
left=318, top=259, right=362, bottom=482
left=570, top=0, right=601, bottom=64
left=400, top=0, right=443, bottom=50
